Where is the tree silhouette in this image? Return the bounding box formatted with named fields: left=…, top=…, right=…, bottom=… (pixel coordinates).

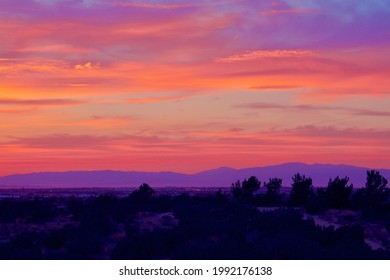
left=290, top=173, right=313, bottom=206
left=231, top=180, right=243, bottom=199
left=364, top=170, right=389, bottom=205
left=305, top=187, right=329, bottom=213
left=325, top=176, right=353, bottom=209
left=354, top=170, right=389, bottom=208
left=215, top=188, right=228, bottom=203
left=242, top=176, right=261, bottom=197
left=263, top=177, right=282, bottom=205
left=129, top=183, right=155, bottom=201
left=231, top=176, right=260, bottom=200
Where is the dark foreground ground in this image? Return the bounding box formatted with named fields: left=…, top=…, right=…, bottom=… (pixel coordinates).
left=0, top=185, right=390, bottom=259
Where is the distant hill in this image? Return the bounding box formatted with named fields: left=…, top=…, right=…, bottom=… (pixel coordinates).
left=0, top=163, right=389, bottom=188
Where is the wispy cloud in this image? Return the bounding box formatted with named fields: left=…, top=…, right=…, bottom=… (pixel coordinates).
left=0, top=58, right=23, bottom=61
left=298, top=86, right=390, bottom=102
left=216, top=49, right=319, bottom=62
left=64, top=115, right=134, bottom=128
left=114, top=2, right=200, bottom=9
left=125, top=96, right=183, bottom=104
left=237, top=102, right=390, bottom=117
left=289, top=125, right=390, bottom=141
left=74, top=62, right=99, bottom=70
left=115, top=0, right=243, bottom=9
left=248, top=85, right=304, bottom=90
left=260, top=9, right=320, bottom=16
left=0, top=107, right=38, bottom=114
left=6, top=133, right=164, bottom=150
left=0, top=98, right=85, bottom=106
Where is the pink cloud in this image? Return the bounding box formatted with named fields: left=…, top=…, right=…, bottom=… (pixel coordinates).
left=216, top=49, right=319, bottom=62
left=0, top=107, right=38, bottom=115
left=125, top=96, right=184, bottom=104
left=248, top=85, right=304, bottom=90
left=114, top=2, right=201, bottom=9
left=114, top=0, right=244, bottom=9
left=18, top=44, right=92, bottom=55
left=74, top=62, right=99, bottom=70
left=0, top=98, right=84, bottom=106
left=260, top=9, right=320, bottom=16
left=297, top=87, right=390, bottom=102
left=63, top=116, right=134, bottom=128
left=237, top=102, right=390, bottom=117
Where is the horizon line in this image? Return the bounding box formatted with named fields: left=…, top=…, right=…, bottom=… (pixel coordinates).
left=2, top=161, right=388, bottom=177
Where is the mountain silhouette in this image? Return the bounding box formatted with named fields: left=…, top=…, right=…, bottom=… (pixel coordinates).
left=0, top=163, right=389, bottom=188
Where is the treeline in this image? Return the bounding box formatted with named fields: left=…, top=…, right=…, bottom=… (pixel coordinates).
left=230, top=170, right=390, bottom=213
left=0, top=170, right=389, bottom=260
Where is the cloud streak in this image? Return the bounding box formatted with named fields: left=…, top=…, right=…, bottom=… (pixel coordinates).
left=115, top=0, right=243, bottom=9
left=0, top=98, right=85, bottom=106
left=237, top=102, right=390, bottom=117
left=216, top=49, right=319, bottom=62
left=260, top=9, right=320, bottom=16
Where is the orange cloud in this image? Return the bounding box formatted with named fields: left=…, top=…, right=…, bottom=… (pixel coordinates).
left=216, top=49, right=319, bottom=62
left=19, top=44, right=92, bottom=54
left=248, top=85, right=304, bottom=90
left=237, top=102, right=390, bottom=117
left=63, top=116, right=134, bottom=128
left=0, top=98, right=84, bottom=106
left=74, top=62, right=99, bottom=70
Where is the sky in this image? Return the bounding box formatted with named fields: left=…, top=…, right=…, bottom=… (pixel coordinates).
left=0, top=0, right=389, bottom=175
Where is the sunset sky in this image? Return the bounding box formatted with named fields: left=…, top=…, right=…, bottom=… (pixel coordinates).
left=0, top=0, right=389, bottom=175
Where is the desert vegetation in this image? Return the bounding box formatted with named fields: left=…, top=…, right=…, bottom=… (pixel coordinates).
left=0, top=170, right=389, bottom=259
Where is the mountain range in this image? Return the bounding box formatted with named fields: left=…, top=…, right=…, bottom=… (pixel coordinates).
left=1, top=162, right=389, bottom=189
